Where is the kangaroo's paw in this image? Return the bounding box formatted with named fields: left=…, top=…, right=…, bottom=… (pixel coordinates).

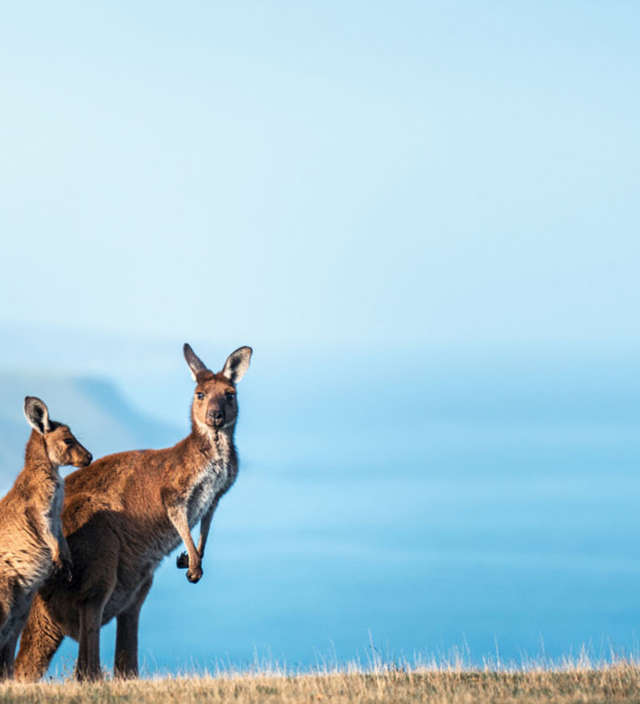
left=186, top=565, right=203, bottom=583
left=176, top=552, right=189, bottom=569
left=53, top=556, right=74, bottom=583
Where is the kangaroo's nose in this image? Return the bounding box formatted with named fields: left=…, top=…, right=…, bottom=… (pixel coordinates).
left=213, top=411, right=225, bottom=427
left=86, top=452, right=93, bottom=464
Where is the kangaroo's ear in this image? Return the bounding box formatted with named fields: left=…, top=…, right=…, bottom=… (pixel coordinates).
left=183, top=343, right=208, bottom=381
left=221, top=346, right=253, bottom=384
left=24, top=396, right=51, bottom=434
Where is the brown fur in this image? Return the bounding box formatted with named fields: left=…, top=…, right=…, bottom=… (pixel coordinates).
left=0, top=397, right=91, bottom=679
left=14, top=344, right=252, bottom=682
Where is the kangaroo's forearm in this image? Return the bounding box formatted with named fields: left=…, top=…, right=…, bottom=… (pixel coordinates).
left=197, top=499, right=219, bottom=559
left=43, top=532, right=60, bottom=563
left=166, top=507, right=198, bottom=563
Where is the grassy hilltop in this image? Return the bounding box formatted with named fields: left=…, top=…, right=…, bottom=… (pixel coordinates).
left=1, top=665, right=639, bottom=704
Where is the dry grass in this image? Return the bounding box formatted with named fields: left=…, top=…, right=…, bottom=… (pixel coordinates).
left=2, top=663, right=640, bottom=704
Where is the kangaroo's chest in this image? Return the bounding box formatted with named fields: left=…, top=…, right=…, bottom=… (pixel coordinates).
left=187, top=458, right=234, bottom=526
left=47, top=478, right=64, bottom=534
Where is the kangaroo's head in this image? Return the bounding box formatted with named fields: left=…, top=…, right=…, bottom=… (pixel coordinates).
left=184, top=343, right=252, bottom=435
left=24, top=396, right=93, bottom=468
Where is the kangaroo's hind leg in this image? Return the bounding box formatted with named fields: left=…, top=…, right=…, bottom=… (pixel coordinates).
left=0, top=630, right=19, bottom=680
left=0, top=580, right=15, bottom=680
left=14, top=593, right=64, bottom=682
left=76, top=588, right=113, bottom=683
left=114, top=575, right=153, bottom=679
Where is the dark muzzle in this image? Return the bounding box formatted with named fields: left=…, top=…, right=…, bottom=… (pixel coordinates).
left=208, top=410, right=225, bottom=428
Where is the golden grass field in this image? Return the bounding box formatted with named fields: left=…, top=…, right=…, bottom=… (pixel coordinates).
left=1, top=663, right=640, bottom=703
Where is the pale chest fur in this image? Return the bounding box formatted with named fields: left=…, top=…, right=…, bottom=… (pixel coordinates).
left=187, top=443, right=237, bottom=526
left=30, top=475, right=64, bottom=583
left=47, top=476, right=64, bottom=535
left=187, top=462, right=223, bottom=526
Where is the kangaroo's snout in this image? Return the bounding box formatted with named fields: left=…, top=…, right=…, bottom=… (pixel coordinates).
left=208, top=409, right=225, bottom=428
left=73, top=443, right=93, bottom=468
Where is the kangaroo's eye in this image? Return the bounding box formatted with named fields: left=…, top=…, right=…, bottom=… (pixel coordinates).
left=64, top=438, right=74, bottom=446
left=196, top=392, right=205, bottom=400
left=225, top=392, right=235, bottom=402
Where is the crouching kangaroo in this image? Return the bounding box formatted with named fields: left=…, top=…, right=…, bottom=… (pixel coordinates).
left=0, top=397, right=92, bottom=679
left=15, top=344, right=252, bottom=682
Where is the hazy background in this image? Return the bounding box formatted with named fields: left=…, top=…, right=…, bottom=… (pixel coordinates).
left=1, top=0, right=640, bottom=674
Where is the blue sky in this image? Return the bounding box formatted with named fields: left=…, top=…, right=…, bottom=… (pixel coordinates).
left=3, top=5, right=640, bottom=670
left=1, top=2, right=639, bottom=355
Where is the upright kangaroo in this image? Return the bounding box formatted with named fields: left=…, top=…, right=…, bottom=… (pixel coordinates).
left=0, top=397, right=92, bottom=678
left=15, top=344, right=252, bottom=681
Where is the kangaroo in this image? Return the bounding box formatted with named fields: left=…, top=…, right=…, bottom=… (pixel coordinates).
left=0, top=397, right=92, bottom=679
left=15, top=344, right=252, bottom=681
